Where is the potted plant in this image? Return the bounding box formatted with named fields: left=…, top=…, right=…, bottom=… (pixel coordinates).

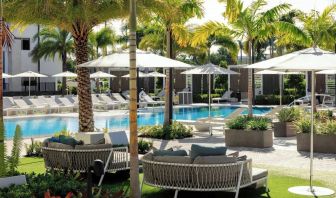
left=274, top=107, right=300, bottom=137
left=295, top=117, right=336, bottom=154
left=225, top=116, right=273, bottom=148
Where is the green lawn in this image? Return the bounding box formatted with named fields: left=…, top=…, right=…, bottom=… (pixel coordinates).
left=18, top=157, right=335, bottom=198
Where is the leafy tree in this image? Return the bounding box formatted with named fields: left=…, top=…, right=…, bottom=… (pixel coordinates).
left=30, top=28, right=74, bottom=95
left=149, top=0, right=203, bottom=126
left=220, top=0, right=307, bottom=116
left=5, top=0, right=157, bottom=132
left=7, top=125, right=22, bottom=175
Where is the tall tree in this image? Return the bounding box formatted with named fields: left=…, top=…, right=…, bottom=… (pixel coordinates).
left=0, top=0, right=13, bottom=176
left=90, top=27, right=116, bottom=57
left=220, top=0, right=307, bottom=116
left=30, top=28, right=74, bottom=95
left=5, top=0, right=156, bottom=132
left=150, top=0, right=203, bottom=126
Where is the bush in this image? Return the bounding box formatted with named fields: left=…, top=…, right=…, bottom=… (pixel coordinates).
left=295, top=118, right=315, bottom=134
left=255, top=94, right=297, bottom=105
left=25, top=138, right=43, bottom=157
left=277, top=107, right=301, bottom=122
left=139, top=122, right=192, bottom=140
left=319, top=120, right=336, bottom=135
left=226, top=116, right=250, bottom=130
left=138, top=139, right=153, bottom=154
left=248, top=117, right=269, bottom=131
left=227, top=116, right=270, bottom=131
left=0, top=172, right=85, bottom=198
left=54, top=128, right=72, bottom=137
left=315, top=110, right=334, bottom=122
left=193, top=93, right=221, bottom=103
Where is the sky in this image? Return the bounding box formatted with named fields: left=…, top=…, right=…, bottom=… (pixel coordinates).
left=101, top=0, right=336, bottom=34
left=189, top=0, right=336, bottom=24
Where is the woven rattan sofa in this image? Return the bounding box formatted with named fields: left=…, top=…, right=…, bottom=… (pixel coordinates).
left=42, top=145, right=129, bottom=173
left=141, top=153, right=268, bottom=198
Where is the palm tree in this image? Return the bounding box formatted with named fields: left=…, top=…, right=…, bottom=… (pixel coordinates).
left=30, top=28, right=74, bottom=95
left=5, top=0, right=157, bottom=132
left=218, top=0, right=307, bottom=117
left=129, top=0, right=139, bottom=196
left=0, top=1, right=14, bottom=176
left=150, top=0, right=203, bottom=126
left=298, top=5, right=336, bottom=49
left=90, top=27, right=117, bottom=57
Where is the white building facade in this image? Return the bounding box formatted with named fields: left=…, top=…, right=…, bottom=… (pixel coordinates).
left=4, top=24, right=62, bottom=94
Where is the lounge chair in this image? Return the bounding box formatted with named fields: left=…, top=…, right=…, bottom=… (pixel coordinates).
left=91, top=94, right=108, bottom=110
left=56, top=97, right=77, bottom=112
left=139, top=91, right=164, bottom=106
left=141, top=153, right=268, bottom=198
left=111, top=93, right=128, bottom=109
left=13, top=98, right=43, bottom=114
left=38, top=96, right=73, bottom=113
left=212, top=91, right=237, bottom=103
left=98, top=94, right=120, bottom=110
left=27, top=98, right=52, bottom=114
left=3, top=97, right=20, bottom=116
left=121, top=90, right=130, bottom=100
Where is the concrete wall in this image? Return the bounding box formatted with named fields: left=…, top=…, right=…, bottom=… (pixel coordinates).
left=6, top=25, right=62, bottom=92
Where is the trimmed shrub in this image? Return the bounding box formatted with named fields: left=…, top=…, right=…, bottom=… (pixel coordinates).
left=295, top=118, right=315, bottom=134
left=139, top=122, right=192, bottom=140
left=277, top=107, right=301, bottom=122
left=227, top=116, right=270, bottom=131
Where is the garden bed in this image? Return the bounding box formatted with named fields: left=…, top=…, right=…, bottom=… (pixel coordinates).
left=297, top=133, right=336, bottom=154
left=225, top=129, right=273, bottom=148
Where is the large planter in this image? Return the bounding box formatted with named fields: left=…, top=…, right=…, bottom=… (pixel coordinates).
left=297, top=133, right=336, bottom=154
left=0, top=175, right=27, bottom=188
left=273, top=122, right=296, bottom=137
left=225, top=129, right=273, bottom=148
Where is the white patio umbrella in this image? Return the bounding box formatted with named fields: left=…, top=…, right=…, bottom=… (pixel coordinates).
left=247, top=47, right=335, bottom=196
left=90, top=71, right=116, bottom=93
left=13, top=71, right=48, bottom=96
left=52, top=71, right=77, bottom=92
left=147, top=71, right=166, bottom=78
left=78, top=49, right=192, bottom=69
left=2, top=73, right=12, bottom=78
left=121, top=71, right=148, bottom=78
left=182, top=63, right=239, bottom=135
left=255, top=70, right=303, bottom=105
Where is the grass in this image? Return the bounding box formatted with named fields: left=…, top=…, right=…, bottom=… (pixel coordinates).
left=18, top=157, right=336, bottom=198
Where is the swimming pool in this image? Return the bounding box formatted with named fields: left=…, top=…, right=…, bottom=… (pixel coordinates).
left=4, top=106, right=271, bottom=138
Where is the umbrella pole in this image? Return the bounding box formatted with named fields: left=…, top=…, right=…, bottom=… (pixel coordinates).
left=29, top=77, right=31, bottom=96
left=208, top=74, right=212, bottom=136
left=310, top=71, right=315, bottom=191
left=279, top=74, right=283, bottom=106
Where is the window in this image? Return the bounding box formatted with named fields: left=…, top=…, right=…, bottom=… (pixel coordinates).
left=21, top=39, right=30, bottom=50
left=326, top=75, right=335, bottom=95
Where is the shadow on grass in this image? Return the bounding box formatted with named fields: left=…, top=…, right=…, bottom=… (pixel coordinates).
left=100, top=171, right=269, bottom=198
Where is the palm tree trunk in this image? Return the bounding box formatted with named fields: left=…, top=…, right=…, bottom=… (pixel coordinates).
left=129, top=0, right=140, bottom=197
left=0, top=15, right=6, bottom=177
left=61, top=52, right=67, bottom=95
left=247, top=40, right=253, bottom=117
left=164, top=27, right=173, bottom=126
left=73, top=26, right=94, bottom=132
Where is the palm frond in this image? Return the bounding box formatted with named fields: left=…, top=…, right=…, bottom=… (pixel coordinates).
left=191, top=21, right=231, bottom=47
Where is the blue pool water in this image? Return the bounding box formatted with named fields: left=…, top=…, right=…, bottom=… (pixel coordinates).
left=4, top=106, right=271, bottom=138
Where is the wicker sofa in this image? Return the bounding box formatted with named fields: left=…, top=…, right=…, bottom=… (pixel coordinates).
left=42, top=144, right=129, bottom=173
left=141, top=153, right=268, bottom=198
